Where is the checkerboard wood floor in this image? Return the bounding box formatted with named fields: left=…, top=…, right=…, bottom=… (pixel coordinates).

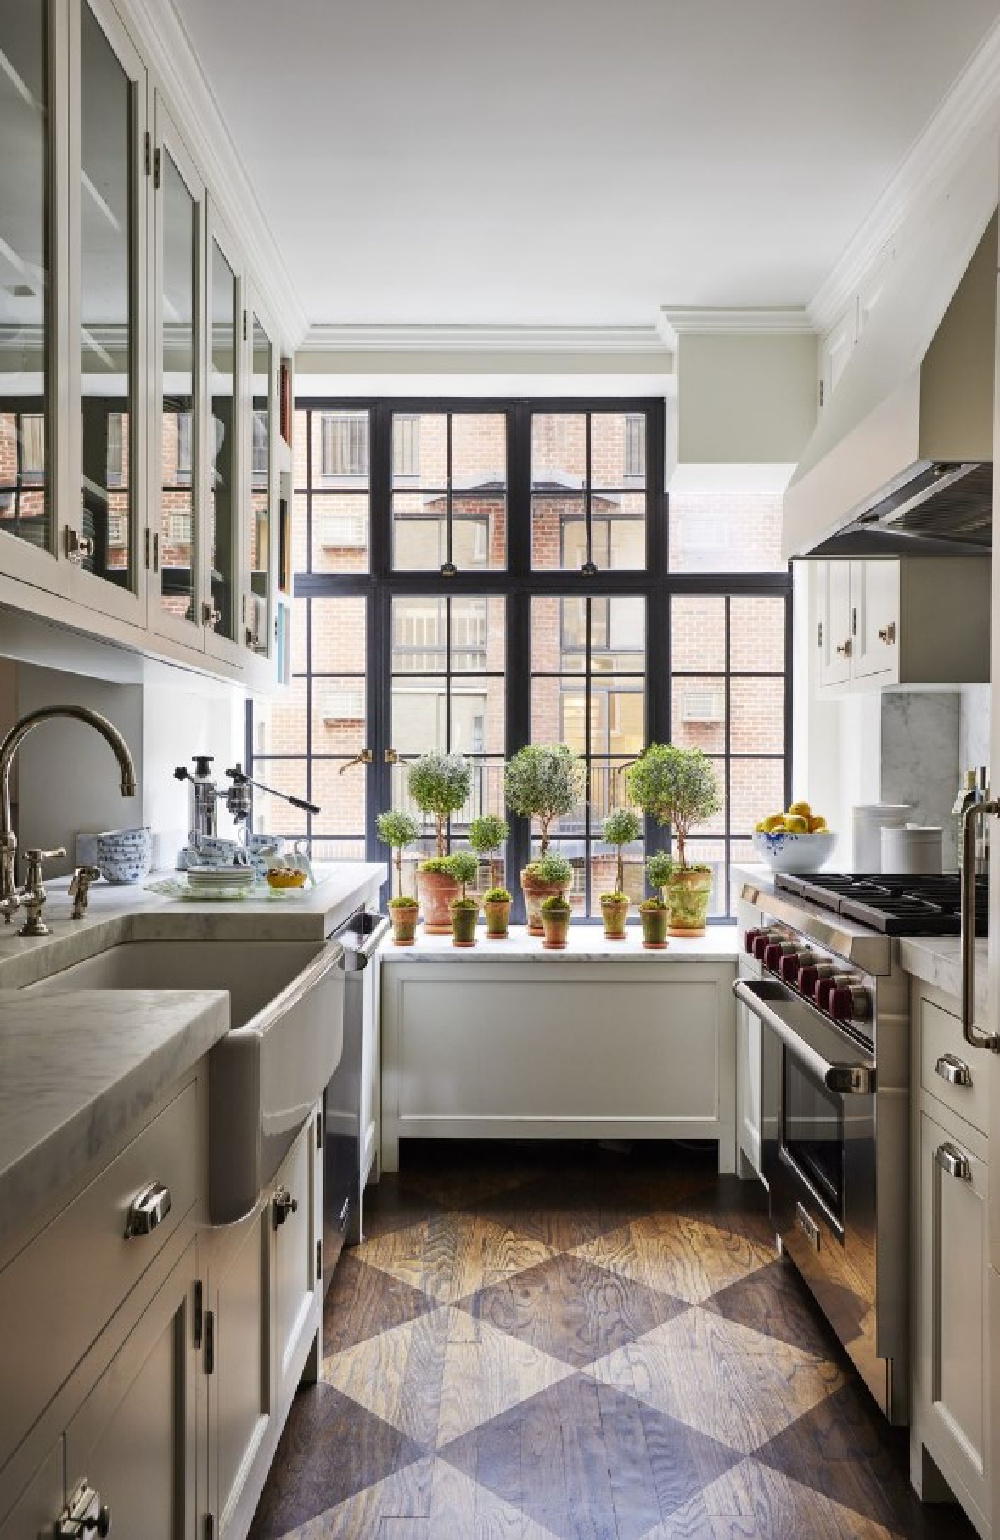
left=249, top=1142, right=973, bottom=1539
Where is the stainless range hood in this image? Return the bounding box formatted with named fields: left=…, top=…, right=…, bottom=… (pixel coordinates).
left=783, top=189, right=997, bottom=561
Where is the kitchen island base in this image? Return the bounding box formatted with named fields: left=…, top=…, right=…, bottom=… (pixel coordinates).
left=381, top=944, right=738, bottom=1175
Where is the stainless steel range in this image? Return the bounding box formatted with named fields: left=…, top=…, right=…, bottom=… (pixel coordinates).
left=735, top=876, right=913, bottom=1424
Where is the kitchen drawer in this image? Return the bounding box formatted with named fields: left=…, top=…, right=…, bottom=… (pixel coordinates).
left=0, top=1075, right=203, bottom=1466
left=920, top=998, right=988, bottom=1138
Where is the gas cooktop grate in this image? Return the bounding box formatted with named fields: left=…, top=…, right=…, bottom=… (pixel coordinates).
left=774, top=871, right=987, bottom=936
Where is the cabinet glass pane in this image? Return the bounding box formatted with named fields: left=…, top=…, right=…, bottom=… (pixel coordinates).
left=209, top=239, right=237, bottom=640
left=249, top=313, right=271, bottom=652
left=0, top=0, right=50, bottom=556
left=80, top=2, right=134, bottom=591
left=159, top=148, right=197, bottom=627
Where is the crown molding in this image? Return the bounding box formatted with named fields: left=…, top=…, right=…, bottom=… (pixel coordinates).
left=656, top=307, right=814, bottom=348
left=808, top=18, right=1000, bottom=335
left=121, top=0, right=309, bottom=348
left=300, top=323, right=671, bottom=355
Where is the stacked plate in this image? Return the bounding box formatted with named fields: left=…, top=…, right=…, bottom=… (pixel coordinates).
left=186, top=865, right=256, bottom=894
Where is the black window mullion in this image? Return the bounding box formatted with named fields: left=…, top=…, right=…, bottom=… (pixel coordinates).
left=584, top=412, right=593, bottom=571
left=445, top=413, right=454, bottom=570
left=724, top=596, right=733, bottom=911
left=584, top=596, right=592, bottom=916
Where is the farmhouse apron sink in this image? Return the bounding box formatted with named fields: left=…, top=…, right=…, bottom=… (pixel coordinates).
left=26, top=938, right=346, bottom=1222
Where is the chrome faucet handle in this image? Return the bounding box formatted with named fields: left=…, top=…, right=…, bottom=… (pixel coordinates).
left=19, top=847, right=66, bottom=938
left=69, top=864, right=101, bottom=920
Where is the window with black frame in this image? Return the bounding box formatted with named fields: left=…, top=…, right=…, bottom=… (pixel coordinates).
left=248, top=400, right=792, bottom=920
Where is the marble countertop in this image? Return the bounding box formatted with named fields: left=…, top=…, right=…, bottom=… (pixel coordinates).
left=382, top=923, right=739, bottom=962
left=0, top=861, right=385, bottom=1252
left=0, top=988, right=229, bottom=1257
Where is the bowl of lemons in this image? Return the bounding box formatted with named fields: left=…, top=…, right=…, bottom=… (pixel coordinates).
left=752, top=801, right=836, bottom=872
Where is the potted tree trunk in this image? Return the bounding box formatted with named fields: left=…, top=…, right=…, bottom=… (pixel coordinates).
left=628, top=746, right=722, bottom=937
left=468, top=813, right=511, bottom=937
left=600, top=807, right=642, bottom=939
left=504, top=744, right=584, bottom=934
left=640, top=852, right=673, bottom=949
left=540, top=893, right=571, bottom=950
left=409, top=752, right=472, bottom=934
left=376, top=808, right=421, bottom=945
left=445, top=851, right=480, bottom=947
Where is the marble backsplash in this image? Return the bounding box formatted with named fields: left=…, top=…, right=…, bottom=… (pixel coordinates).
left=879, top=692, right=961, bottom=867
left=959, top=683, right=990, bottom=778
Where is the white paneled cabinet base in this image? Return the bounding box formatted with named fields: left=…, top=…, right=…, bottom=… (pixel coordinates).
left=0, top=0, right=291, bottom=692
left=814, top=557, right=990, bottom=693
left=380, top=959, right=737, bottom=1175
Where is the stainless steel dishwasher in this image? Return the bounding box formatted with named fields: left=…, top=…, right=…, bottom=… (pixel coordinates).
left=322, top=907, right=390, bottom=1293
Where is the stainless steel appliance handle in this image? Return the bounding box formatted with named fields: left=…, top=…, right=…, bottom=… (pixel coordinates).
left=961, top=801, right=999, bottom=1052
left=935, top=1053, right=972, bottom=1087
left=935, top=1142, right=972, bottom=1181
left=733, top=978, right=875, bottom=1095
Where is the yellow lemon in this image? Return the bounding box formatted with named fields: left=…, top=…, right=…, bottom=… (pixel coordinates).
left=808, top=815, right=828, bottom=832
left=784, top=814, right=809, bottom=833
left=762, top=813, right=786, bottom=832
left=788, top=800, right=812, bottom=818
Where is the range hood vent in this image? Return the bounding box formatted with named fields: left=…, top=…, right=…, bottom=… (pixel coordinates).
left=783, top=187, right=997, bottom=560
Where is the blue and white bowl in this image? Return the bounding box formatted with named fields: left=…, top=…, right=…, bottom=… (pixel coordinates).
left=752, top=829, right=836, bottom=874
left=95, top=826, right=153, bottom=884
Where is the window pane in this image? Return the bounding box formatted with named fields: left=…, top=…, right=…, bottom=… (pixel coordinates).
left=531, top=840, right=587, bottom=915
left=0, top=0, right=50, bottom=554
left=392, top=597, right=448, bottom=674
left=249, top=759, right=309, bottom=839
left=452, top=413, right=506, bottom=490
left=672, top=676, right=726, bottom=753
left=672, top=596, right=726, bottom=672
left=315, top=409, right=369, bottom=483
left=731, top=595, right=786, bottom=672
left=392, top=490, right=446, bottom=570
left=669, top=489, right=785, bottom=572
left=592, top=413, right=646, bottom=488
left=731, top=676, right=785, bottom=755
left=311, top=491, right=369, bottom=574
left=593, top=596, right=645, bottom=672
left=392, top=412, right=446, bottom=486
left=590, top=759, right=634, bottom=826
left=312, top=676, right=367, bottom=752
left=451, top=681, right=505, bottom=755
left=677, top=841, right=727, bottom=917
left=730, top=757, right=786, bottom=834
left=450, top=596, right=504, bottom=673
left=531, top=413, right=585, bottom=489
left=293, top=408, right=309, bottom=487
left=312, top=594, right=366, bottom=674
left=292, top=492, right=309, bottom=574
left=532, top=494, right=586, bottom=571
left=591, top=495, right=645, bottom=570
left=311, top=758, right=367, bottom=836
left=253, top=677, right=306, bottom=758
left=392, top=680, right=447, bottom=754
left=80, top=3, right=134, bottom=590
left=452, top=493, right=506, bottom=570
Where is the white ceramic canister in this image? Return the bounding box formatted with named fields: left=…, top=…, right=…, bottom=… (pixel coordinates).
left=851, top=804, right=912, bottom=872
left=880, top=824, right=943, bottom=875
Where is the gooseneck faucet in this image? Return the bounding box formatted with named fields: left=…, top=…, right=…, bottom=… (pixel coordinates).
left=0, top=706, right=137, bottom=925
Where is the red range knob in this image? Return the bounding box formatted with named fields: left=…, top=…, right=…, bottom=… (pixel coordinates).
left=752, top=932, right=774, bottom=961
left=744, top=928, right=762, bottom=955
left=798, top=962, right=834, bottom=998
left=764, top=941, right=795, bottom=972
left=779, top=952, right=804, bottom=984
left=832, top=984, right=870, bottom=1022
left=815, top=974, right=849, bottom=1011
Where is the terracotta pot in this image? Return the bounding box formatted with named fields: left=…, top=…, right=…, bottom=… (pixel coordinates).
left=666, top=866, right=713, bottom=937
left=451, top=901, right=479, bottom=947
left=640, top=903, right=669, bottom=949
left=416, top=868, right=462, bottom=934
left=521, top=869, right=572, bottom=936
left=540, top=907, right=571, bottom=950
left=389, top=904, right=418, bottom=946
left=484, top=897, right=511, bottom=939
left=601, top=896, right=629, bottom=940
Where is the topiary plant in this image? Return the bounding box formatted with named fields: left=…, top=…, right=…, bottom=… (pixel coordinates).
left=376, top=808, right=421, bottom=899
left=468, top=813, right=509, bottom=857
left=483, top=886, right=511, bottom=903
left=407, top=752, right=472, bottom=859
left=504, top=745, right=584, bottom=855
left=628, top=745, right=721, bottom=870
left=602, top=807, right=642, bottom=895
left=540, top=893, right=571, bottom=913
left=524, top=851, right=573, bottom=886
left=645, top=851, right=674, bottom=893
left=442, top=849, right=479, bottom=901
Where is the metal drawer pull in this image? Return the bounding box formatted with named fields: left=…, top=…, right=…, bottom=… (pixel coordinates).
left=273, top=1185, right=298, bottom=1227
left=935, top=1053, right=972, bottom=1087
left=935, top=1143, right=972, bottom=1181
left=56, top=1479, right=111, bottom=1536
left=124, top=1180, right=172, bottom=1238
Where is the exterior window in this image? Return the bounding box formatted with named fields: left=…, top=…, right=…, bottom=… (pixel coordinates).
left=21, top=415, right=45, bottom=482
left=168, top=512, right=191, bottom=544
left=106, top=413, right=123, bottom=487
left=175, top=412, right=192, bottom=484
left=252, top=409, right=268, bottom=480
left=254, top=399, right=792, bottom=919
left=321, top=412, right=368, bottom=478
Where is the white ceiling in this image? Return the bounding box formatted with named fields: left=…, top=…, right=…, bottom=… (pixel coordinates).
left=172, top=0, right=1000, bottom=329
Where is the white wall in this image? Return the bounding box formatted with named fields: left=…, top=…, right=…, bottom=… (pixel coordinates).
left=143, top=673, right=247, bottom=860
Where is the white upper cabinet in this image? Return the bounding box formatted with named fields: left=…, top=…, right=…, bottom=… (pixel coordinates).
left=0, top=0, right=290, bottom=686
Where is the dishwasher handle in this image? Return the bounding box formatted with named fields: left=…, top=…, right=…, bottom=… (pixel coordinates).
left=335, top=913, right=391, bottom=971
left=961, top=801, right=999, bottom=1052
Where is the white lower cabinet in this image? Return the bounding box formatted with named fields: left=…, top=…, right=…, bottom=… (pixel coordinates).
left=0, top=1443, right=63, bottom=1540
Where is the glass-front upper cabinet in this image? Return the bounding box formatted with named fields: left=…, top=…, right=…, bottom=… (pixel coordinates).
left=151, top=101, right=203, bottom=644
left=247, top=302, right=274, bottom=655
left=73, top=0, right=146, bottom=621
left=206, top=207, right=240, bottom=654
left=0, top=0, right=56, bottom=583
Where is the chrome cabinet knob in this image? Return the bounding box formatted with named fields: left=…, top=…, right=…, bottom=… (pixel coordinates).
left=56, top=1480, right=112, bottom=1536
left=935, top=1142, right=972, bottom=1181
left=273, top=1185, right=299, bottom=1228
left=124, top=1180, right=172, bottom=1238
left=935, top=1053, right=972, bottom=1087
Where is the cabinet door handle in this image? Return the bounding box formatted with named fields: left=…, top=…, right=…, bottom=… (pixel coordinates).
left=935, top=1053, right=972, bottom=1087
left=877, top=622, right=896, bottom=645
left=273, top=1185, right=298, bottom=1227
left=935, top=1142, right=972, bottom=1181
left=124, top=1180, right=172, bottom=1238
left=836, top=639, right=852, bottom=657
left=203, top=603, right=221, bottom=628
left=56, top=1479, right=112, bottom=1536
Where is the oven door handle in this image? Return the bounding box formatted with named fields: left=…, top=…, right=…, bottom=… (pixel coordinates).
left=733, top=978, right=875, bottom=1095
